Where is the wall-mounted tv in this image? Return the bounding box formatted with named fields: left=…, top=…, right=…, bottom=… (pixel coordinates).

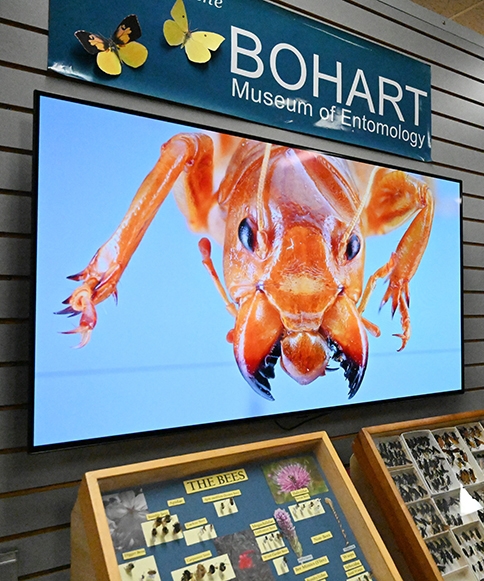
left=29, top=92, right=463, bottom=451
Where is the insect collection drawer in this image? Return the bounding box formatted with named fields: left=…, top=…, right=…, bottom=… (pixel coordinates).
left=70, top=432, right=402, bottom=581
left=351, top=411, right=484, bottom=581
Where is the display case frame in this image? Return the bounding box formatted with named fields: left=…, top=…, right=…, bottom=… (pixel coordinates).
left=352, top=411, right=484, bottom=581
left=71, top=432, right=402, bottom=581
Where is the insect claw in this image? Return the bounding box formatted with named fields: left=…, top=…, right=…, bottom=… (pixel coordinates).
left=393, top=333, right=408, bottom=352
left=346, top=359, right=366, bottom=398
left=67, top=271, right=85, bottom=281
left=61, top=327, right=92, bottom=348
left=250, top=373, right=274, bottom=401
left=55, top=306, right=76, bottom=316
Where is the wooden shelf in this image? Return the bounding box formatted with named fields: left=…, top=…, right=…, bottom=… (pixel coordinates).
left=71, top=432, right=402, bottom=581
left=352, top=411, right=484, bottom=581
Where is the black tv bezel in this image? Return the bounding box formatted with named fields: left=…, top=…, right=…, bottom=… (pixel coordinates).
left=28, top=90, right=465, bottom=453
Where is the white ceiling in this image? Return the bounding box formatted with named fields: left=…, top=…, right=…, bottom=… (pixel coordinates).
left=411, top=0, right=484, bottom=35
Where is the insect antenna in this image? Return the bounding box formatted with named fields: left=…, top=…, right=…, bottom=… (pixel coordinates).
left=338, top=166, right=375, bottom=262
left=255, top=142, right=272, bottom=259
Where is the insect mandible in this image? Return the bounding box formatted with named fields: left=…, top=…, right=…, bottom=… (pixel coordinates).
left=58, top=133, right=434, bottom=401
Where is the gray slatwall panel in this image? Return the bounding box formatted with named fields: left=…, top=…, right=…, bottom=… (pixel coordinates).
left=0, top=528, right=70, bottom=577
left=465, top=340, right=484, bottom=364
left=0, top=239, right=30, bottom=276
left=464, top=317, right=484, bottom=340
left=465, top=245, right=484, bottom=269
left=465, top=366, right=484, bottom=389
left=464, top=197, right=484, bottom=217
left=369, top=0, right=484, bottom=56
left=0, top=323, right=29, bottom=362
left=0, top=66, right=46, bottom=108
left=433, top=115, right=484, bottom=152
left=431, top=66, right=483, bottom=103
left=465, top=294, right=484, bottom=316
left=0, top=23, right=47, bottom=70
left=0, top=194, right=31, bottom=234
left=0, top=109, right=32, bottom=151
left=435, top=171, right=481, bottom=196
left=0, top=0, right=49, bottom=30
left=464, top=221, right=484, bottom=245
left=433, top=90, right=484, bottom=127
left=0, top=486, right=78, bottom=537
left=465, top=269, right=484, bottom=291
left=0, top=366, right=28, bottom=406
left=0, top=151, right=31, bottom=192
left=0, top=280, right=30, bottom=318
left=432, top=141, right=484, bottom=173
left=0, top=408, right=27, bottom=449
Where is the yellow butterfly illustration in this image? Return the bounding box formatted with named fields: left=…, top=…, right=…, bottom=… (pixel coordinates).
left=163, top=0, right=225, bottom=63
left=75, top=15, right=148, bottom=76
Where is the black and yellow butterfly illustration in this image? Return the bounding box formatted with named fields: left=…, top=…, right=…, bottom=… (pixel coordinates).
left=75, top=15, right=148, bottom=76
left=163, top=0, right=225, bottom=63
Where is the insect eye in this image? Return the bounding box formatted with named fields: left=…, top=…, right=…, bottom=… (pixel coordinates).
left=238, top=218, right=255, bottom=252
left=345, top=233, right=361, bottom=261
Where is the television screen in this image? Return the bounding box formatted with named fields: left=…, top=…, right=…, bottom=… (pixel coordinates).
left=29, top=92, right=463, bottom=451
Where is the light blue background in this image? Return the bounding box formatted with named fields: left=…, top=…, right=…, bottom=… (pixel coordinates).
left=33, top=95, right=462, bottom=447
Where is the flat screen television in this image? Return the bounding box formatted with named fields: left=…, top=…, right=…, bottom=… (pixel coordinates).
left=29, top=91, right=463, bottom=451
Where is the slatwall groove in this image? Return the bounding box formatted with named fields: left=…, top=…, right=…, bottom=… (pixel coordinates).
left=0, top=17, right=48, bottom=35
left=0, top=0, right=482, bottom=578
left=0, top=0, right=49, bottom=30
left=0, top=146, right=32, bottom=156
left=435, top=110, right=484, bottom=131
left=341, top=0, right=484, bottom=59
left=0, top=103, right=34, bottom=115
left=0, top=528, right=70, bottom=576
left=1, top=523, right=70, bottom=544
left=436, top=136, right=484, bottom=155
left=0, top=481, right=80, bottom=501
left=19, top=566, right=70, bottom=581
left=434, top=84, right=484, bottom=107
left=0, top=60, right=49, bottom=77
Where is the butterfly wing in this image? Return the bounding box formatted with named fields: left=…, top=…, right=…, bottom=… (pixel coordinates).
left=163, top=20, right=186, bottom=47
left=191, top=31, right=224, bottom=52
left=113, top=14, right=143, bottom=45
left=163, top=0, right=224, bottom=63
left=163, top=0, right=189, bottom=46
left=185, top=31, right=225, bottom=63
left=75, top=30, right=110, bottom=55
left=75, top=30, right=122, bottom=75
left=118, top=42, right=148, bottom=68
left=170, top=0, right=189, bottom=32
left=97, top=50, right=122, bottom=75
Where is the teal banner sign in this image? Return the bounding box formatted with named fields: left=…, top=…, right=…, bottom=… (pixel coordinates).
left=48, top=0, right=432, bottom=160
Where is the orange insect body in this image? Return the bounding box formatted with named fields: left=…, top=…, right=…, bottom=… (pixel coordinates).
left=59, top=133, right=433, bottom=401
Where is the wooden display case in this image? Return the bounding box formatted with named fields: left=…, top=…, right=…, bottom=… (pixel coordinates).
left=71, top=432, right=402, bottom=581
left=352, top=411, right=484, bottom=581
